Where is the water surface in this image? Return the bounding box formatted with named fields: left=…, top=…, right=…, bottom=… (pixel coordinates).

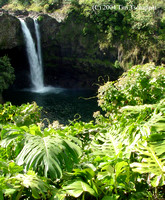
left=3, top=88, right=98, bottom=124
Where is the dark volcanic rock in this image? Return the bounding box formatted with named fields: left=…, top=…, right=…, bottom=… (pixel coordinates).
left=0, top=13, right=23, bottom=49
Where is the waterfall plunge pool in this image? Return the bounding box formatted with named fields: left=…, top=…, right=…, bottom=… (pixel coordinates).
left=6, top=20, right=99, bottom=124
left=3, top=87, right=99, bottom=125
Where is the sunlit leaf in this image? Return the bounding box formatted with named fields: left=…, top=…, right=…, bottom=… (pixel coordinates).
left=63, top=180, right=97, bottom=197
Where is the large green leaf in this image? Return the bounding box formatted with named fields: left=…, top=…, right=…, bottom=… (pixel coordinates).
left=131, top=141, right=165, bottom=187
left=90, top=128, right=123, bottom=158
left=0, top=125, right=25, bottom=147
left=16, top=133, right=82, bottom=179
left=63, top=180, right=97, bottom=198
left=102, top=195, right=120, bottom=200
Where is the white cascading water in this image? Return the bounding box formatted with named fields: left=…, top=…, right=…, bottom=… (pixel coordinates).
left=19, top=18, right=44, bottom=92
left=20, top=18, right=64, bottom=93
left=34, top=19, right=43, bottom=73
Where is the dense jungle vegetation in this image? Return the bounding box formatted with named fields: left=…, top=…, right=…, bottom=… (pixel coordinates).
left=0, top=63, right=165, bottom=199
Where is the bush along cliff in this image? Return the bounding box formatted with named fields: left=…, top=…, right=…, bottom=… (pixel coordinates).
left=1, top=0, right=65, bottom=12
left=0, top=63, right=165, bottom=199
left=0, top=56, right=15, bottom=102
left=64, top=0, right=165, bottom=68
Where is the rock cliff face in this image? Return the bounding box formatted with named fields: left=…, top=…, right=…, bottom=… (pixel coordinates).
left=0, top=11, right=23, bottom=49
left=0, top=9, right=121, bottom=89
left=39, top=13, right=120, bottom=88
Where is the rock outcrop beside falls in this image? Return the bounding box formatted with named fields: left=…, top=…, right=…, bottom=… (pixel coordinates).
left=0, top=10, right=23, bottom=49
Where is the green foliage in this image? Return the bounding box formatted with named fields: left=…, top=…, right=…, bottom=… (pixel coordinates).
left=0, top=159, right=50, bottom=199
left=0, top=101, right=82, bottom=198
left=37, top=15, right=44, bottom=21
left=1, top=125, right=82, bottom=180
left=0, top=56, right=15, bottom=95
left=13, top=171, right=49, bottom=199
left=98, top=63, right=165, bottom=113
left=63, top=179, right=97, bottom=198
left=0, top=0, right=8, bottom=7
left=16, top=130, right=82, bottom=179
left=131, top=140, right=165, bottom=187
left=3, top=0, right=64, bottom=11
left=0, top=102, right=41, bottom=125
left=0, top=63, right=165, bottom=199
left=68, top=0, right=165, bottom=67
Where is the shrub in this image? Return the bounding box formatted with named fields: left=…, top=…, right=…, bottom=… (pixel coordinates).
left=0, top=56, right=15, bottom=95
left=98, top=63, right=165, bottom=113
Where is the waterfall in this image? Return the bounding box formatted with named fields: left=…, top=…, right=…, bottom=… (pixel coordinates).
left=20, top=18, right=63, bottom=94
left=34, top=19, right=43, bottom=72
left=19, top=18, right=44, bottom=91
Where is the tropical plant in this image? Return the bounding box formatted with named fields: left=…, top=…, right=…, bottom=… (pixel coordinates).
left=131, top=139, right=165, bottom=188
left=1, top=123, right=82, bottom=180
left=97, top=63, right=165, bottom=113
left=0, top=56, right=15, bottom=95
left=63, top=168, right=99, bottom=199
left=0, top=160, right=49, bottom=200
left=0, top=63, right=165, bottom=199
left=0, top=102, right=41, bottom=125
